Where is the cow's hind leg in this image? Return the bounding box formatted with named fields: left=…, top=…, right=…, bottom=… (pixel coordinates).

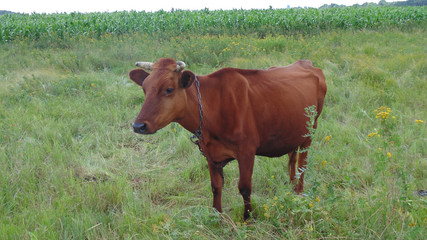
left=288, top=151, right=297, bottom=186
left=288, top=142, right=311, bottom=194
left=294, top=150, right=308, bottom=193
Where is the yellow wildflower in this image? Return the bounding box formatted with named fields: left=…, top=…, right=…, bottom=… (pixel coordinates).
left=321, top=160, right=327, bottom=167
left=309, top=203, right=313, bottom=208
left=324, top=135, right=332, bottom=143
left=415, top=120, right=424, bottom=124
left=387, top=152, right=392, bottom=158
left=315, top=197, right=320, bottom=202
left=274, top=196, right=278, bottom=201
left=367, top=132, right=378, bottom=138
left=375, top=106, right=392, bottom=120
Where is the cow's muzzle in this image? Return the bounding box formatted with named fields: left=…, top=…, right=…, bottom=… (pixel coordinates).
left=132, top=122, right=147, bottom=134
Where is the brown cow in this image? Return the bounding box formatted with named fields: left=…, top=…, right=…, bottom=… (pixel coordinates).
left=129, top=58, right=326, bottom=220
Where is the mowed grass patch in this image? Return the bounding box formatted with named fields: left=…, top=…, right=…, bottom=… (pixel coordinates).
left=1, top=28, right=426, bottom=239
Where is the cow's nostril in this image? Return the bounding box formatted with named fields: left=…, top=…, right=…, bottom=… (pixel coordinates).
left=132, top=122, right=147, bottom=134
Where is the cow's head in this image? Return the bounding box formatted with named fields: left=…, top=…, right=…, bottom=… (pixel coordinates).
left=129, top=58, right=195, bottom=134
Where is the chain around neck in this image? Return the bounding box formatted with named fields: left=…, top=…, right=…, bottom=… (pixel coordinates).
left=190, top=76, right=204, bottom=150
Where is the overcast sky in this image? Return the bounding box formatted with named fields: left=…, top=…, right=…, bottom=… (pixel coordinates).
left=3, top=0, right=400, bottom=14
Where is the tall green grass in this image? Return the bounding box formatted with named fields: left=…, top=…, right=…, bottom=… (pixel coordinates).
left=0, top=8, right=426, bottom=239
left=1, top=7, right=426, bottom=43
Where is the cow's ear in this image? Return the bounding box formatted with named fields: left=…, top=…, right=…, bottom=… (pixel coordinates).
left=179, top=71, right=195, bottom=89
left=129, top=69, right=149, bottom=87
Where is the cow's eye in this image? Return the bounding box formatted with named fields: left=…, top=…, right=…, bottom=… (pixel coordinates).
left=165, top=88, right=174, bottom=95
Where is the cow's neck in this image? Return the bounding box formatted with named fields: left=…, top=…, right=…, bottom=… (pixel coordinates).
left=176, top=77, right=205, bottom=135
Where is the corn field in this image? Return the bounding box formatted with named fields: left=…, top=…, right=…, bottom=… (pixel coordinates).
left=1, top=6, right=426, bottom=42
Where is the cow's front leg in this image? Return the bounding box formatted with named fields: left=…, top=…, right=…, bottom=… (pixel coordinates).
left=207, top=161, right=224, bottom=213
left=238, top=155, right=255, bottom=220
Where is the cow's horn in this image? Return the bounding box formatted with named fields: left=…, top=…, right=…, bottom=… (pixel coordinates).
left=135, top=62, right=153, bottom=70
left=176, top=61, right=186, bottom=72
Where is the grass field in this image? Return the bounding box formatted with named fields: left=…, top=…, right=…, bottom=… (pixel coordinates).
left=0, top=7, right=426, bottom=239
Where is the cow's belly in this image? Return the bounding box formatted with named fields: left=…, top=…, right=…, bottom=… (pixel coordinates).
left=256, top=143, right=297, bottom=157
left=255, top=130, right=308, bottom=158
